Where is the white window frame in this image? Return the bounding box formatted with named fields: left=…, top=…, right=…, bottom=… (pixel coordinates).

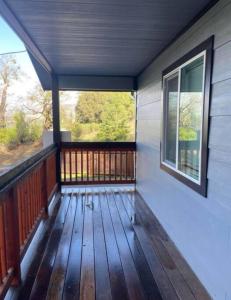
left=161, top=51, right=206, bottom=186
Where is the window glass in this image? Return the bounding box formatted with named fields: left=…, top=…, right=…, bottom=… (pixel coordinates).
left=163, top=54, right=205, bottom=183
left=164, top=73, right=178, bottom=166
left=178, top=56, right=204, bottom=180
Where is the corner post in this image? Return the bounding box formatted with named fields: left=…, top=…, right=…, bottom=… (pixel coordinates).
left=51, top=74, right=61, bottom=189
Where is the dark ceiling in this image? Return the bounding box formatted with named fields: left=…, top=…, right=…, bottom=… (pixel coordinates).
left=5, top=0, right=216, bottom=78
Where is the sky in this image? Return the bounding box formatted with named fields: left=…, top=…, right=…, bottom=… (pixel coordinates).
left=0, top=16, right=77, bottom=116
left=0, top=15, right=41, bottom=115
left=0, top=16, right=39, bottom=83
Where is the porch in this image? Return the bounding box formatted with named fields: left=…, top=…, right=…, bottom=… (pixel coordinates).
left=0, top=0, right=223, bottom=298
left=5, top=186, right=210, bottom=300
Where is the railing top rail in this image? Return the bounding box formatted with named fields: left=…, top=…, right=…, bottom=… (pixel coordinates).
left=61, top=141, right=136, bottom=150
left=0, top=144, right=57, bottom=195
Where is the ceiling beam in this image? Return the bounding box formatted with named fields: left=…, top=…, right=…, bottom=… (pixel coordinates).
left=58, top=75, right=136, bottom=91
left=0, top=0, right=53, bottom=74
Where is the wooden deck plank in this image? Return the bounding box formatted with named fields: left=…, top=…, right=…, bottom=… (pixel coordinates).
left=105, top=190, right=145, bottom=300
left=7, top=186, right=210, bottom=300
left=92, top=190, right=112, bottom=300
left=4, top=196, right=61, bottom=300
left=62, top=192, right=84, bottom=300
left=113, top=190, right=163, bottom=300
left=79, top=190, right=95, bottom=300
left=130, top=193, right=198, bottom=300
left=28, top=194, right=70, bottom=300
left=134, top=192, right=211, bottom=300
left=16, top=195, right=61, bottom=300
left=121, top=191, right=179, bottom=300
left=46, top=193, right=77, bottom=300
left=99, top=191, right=129, bottom=300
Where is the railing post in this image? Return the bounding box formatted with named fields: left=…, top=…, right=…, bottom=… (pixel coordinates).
left=52, top=74, right=61, bottom=190
left=42, top=159, right=49, bottom=218
left=6, top=187, right=21, bottom=286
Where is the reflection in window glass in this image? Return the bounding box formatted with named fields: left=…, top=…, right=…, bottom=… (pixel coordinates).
left=164, top=73, right=178, bottom=166
left=178, top=57, right=204, bottom=180
left=162, top=53, right=205, bottom=183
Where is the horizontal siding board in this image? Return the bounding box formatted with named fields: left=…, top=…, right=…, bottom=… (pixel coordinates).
left=209, top=116, right=231, bottom=151
left=208, top=1, right=231, bottom=48
left=208, top=148, right=231, bottom=165
left=137, top=83, right=162, bottom=107
left=208, top=160, right=231, bottom=189
left=207, top=180, right=231, bottom=211
left=137, top=101, right=161, bottom=121
left=212, top=41, right=231, bottom=83
left=137, top=120, right=160, bottom=150
left=210, top=79, right=231, bottom=116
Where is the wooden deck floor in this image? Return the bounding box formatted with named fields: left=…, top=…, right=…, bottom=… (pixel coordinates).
left=6, top=186, right=210, bottom=300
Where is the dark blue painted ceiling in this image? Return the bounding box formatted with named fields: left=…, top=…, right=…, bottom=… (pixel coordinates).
left=5, top=0, right=215, bottom=77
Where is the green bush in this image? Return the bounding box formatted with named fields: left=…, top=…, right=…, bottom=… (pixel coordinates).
left=13, top=111, right=30, bottom=144
left=0, top=112, right=42, bottom=149
left=0, top=128, right=8, bottom=145
left=97, top=101, right=130, bottom=141
left=71, top=122, right=100, bottom=141
left=5, top=127, right=18, bottom=149
left=30, top=123, right=42, bottom=142
left=71, top=122, right=82, bottom=141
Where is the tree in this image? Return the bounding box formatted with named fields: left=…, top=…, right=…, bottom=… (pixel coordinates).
left=179, top=94, right=202, bottom=141
left=0, top=55, right=21, bottom=128
left=25, top=84, right=52, bottom=130
left=74, top=91, right=135, bottom=141
left=75, top=92, right=106, bottom=123
left=98, top=101, right=130, bottom=141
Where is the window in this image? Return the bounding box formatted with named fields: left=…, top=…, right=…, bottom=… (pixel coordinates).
left=161, top=37, right=213, bottom=196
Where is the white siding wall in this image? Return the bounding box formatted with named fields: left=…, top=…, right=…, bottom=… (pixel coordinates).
left=136, top=0, right=231, bottom=299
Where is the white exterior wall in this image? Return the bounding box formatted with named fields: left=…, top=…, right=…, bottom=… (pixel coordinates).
left=136, top=1, right=231, bottom=299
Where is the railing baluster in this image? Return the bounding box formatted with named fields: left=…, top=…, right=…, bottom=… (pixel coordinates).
left=69, top=151, right=72, bottom=182
left=114, top=151, right=117, bottom=181
left=20, top=185, right=25, bottom=244
left=87, top=151, right=89, bottom=182
left=120, top=151, right=122, bottom=181
left=17, top=185, right=23, bottom=246
left=77, top=151, right=79, bottom=183
left=109, top=151, right=111, bottom=182
left=0, top=204, right=7, bottom=282
left=98, top=151, right=100, bottom=182
left=43, top=160, right=48, bottom=217
left=3, top=189, right=21, bottom=286
left=75, top=151, right=77, bottom=182
left=92, top=151, right=94, bottom=182
left=104, top=151, right=106, bottom=182
left=81, top=150, right=83, bottom=182
left=63, top=150, right=66, bottom=183
left=60, top=142, right=136, bottom=185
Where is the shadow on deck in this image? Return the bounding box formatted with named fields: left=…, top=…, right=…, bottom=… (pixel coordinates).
left=5, top=186, right=210, bottom=300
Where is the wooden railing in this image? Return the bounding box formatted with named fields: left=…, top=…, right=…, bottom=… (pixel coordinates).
left=0, top=145, right=58, bottom=298
left=61, top=142, right=136, bottom=184
left=0, top=142, right=136, bottom=297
